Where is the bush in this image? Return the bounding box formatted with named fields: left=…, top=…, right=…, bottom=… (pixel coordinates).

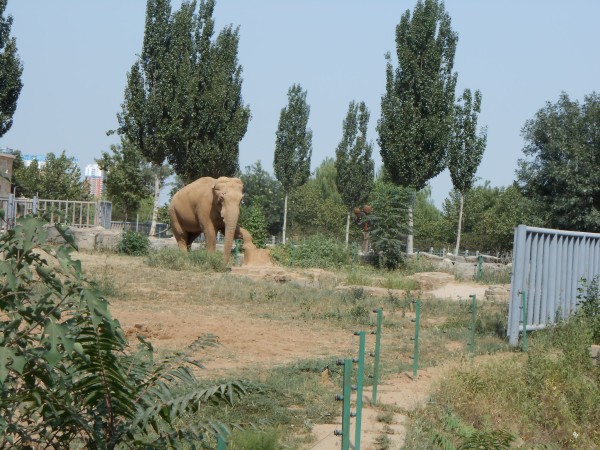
left=270, top=234, right=351, bottom=269
left=118, top=229, right=150, bottom=255
left=0, top=217, right=245, bottom=448
left=240, top=204, right=269, bottom=248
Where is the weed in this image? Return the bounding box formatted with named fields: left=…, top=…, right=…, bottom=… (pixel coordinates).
left=376, top=411, right=394, bottom=424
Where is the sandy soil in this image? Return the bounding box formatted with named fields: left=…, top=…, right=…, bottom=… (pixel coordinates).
left=77, top=250, right=503, bottom=450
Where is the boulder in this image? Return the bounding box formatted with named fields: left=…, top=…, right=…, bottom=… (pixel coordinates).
left=410, top=272, right=454, bottom=291
left=484, top=285, right=510, bottom=301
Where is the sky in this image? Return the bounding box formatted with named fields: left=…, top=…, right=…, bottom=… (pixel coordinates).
left=2, top=1, right=600, bottom=207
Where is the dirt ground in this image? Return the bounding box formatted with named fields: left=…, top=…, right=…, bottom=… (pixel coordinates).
left=76, top=250, right=499, bottom=450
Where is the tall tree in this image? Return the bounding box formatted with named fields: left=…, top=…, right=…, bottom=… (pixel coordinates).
left=166, top=0, right=250, bottom=183
left=517, top=92, right=600, bottom=232
left=377, top=0, right=458, bottom=254
left=335, top=101, right=375, bottom=245
left=447, top=89, right=487, bottom=255
left=116, top=0, right=173, bottom=237
left=273, top=84, right=312, bottom=243
left=0, top=0, right=22, bottom=138
left=97, top=140, right=154, bottom=222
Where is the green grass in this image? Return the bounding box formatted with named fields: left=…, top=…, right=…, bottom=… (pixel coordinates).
left=404, top=319, right=600, bottom=449
left=144, top=248, right=227, bottom=271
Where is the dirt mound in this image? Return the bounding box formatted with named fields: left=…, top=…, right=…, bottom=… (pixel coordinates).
left=239, top=227, right=273, bottom=266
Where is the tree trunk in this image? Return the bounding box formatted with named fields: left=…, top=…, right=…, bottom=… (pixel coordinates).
left=345, top=211, right=350, bottom=246
left=407, top=203, right=414, bottom=255
left=282, top=192, right=288, bottom=244
left=454, top=193, right=464, bottom=256
left=149, top=165, right=160, bottom=237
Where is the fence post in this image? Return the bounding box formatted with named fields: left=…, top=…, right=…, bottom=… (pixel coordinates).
left=521, top=290, right=528, bottom=352
left=412, top=299, right=421, bottom=380
left=290, top=239, right=295, bottom=268
left=469, top=295, right=477, bottom=366
left=353, top=331, right=366, bottom=450
left=371, top=308, right=382, bottom=405
left=334, top=358, right=352, bottom=450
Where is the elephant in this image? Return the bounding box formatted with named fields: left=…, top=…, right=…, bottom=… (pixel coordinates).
left=168, top=176, right=244, bottom=264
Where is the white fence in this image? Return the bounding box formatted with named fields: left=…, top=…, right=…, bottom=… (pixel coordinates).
left=0, top=194, right=112, bottom=231
left=508, top=225, right=600, bottom=345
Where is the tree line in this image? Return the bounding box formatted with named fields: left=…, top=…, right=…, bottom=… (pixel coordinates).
left=2, top=0, right=600, bottom=258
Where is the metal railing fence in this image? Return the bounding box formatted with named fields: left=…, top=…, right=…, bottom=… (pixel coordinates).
left=508, top=224, right=600, bottom=346
left=0, top=194, right=112, bottom=230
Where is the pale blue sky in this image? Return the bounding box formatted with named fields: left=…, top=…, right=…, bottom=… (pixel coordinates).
left=3, top=1, right=599, bottom=207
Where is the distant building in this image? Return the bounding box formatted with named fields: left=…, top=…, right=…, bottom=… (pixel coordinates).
left=21, top=154, right=46, bottom=169
left=84, top=163, right=105, bottom=198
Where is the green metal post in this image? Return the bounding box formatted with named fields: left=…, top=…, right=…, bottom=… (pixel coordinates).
left=216, top=424, right=228, bottom=450
left=354, top=331, right=366, bottom=450
left=521, top=290, right=528, bottom=352
left=352, top=242, right=357, bottom=270
left=477, top=255, right=483, bottom=279
left=412, top=300, right=421, bottom=380
left=290, top=239, right=295, bottom=268
left=334, top=359, right=352, bottom=450
left=371, top=308, right=382, bottom=405
left=469, top=295, right=477, bottom=366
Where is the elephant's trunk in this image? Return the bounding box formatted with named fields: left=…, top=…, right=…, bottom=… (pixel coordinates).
left=222, top=213, right=240, bottom=264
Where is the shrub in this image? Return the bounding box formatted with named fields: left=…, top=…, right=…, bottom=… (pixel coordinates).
left=118, top=229, right=150, bottom=255
left=240, top=203, right=269, bottom=248
left=271, top=234, right=351, bottom=269
left=0, top=217, right=245, bottom=448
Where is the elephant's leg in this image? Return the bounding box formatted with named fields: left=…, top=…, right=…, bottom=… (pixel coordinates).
left=171, top=216, right=190, bottom=252
left=186, top=233, right=200, bottom=250
left=203, top=226, right=217, bottom=253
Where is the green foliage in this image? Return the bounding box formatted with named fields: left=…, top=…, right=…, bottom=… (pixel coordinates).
left=118, top=229, right=150, bottom=256
left=0, top=216, right=245, bottom=448
left=0, top=0, right=23, bottom=138
left=97, top=140, right=154, bottom=221
left=240, top=202, right=269, bottom=248
left=369, top=182, right=411, bottom=269
left=377, top=0, right=457, bottom=191
left=117, top=0, right=250, bottom=184
left=288, top=169, right=348, bottom=239
left=240, top=161, right=284, bottom=236
left=335, top=101, right=375, bottom=215
left=145, top=248, right=227, bottom=272
left=13, top=150, right=90, bottom=200
left=442, top=182, right=541, bottom=252
left=577, top=275, right=600, bottom=344
left=413, top=186, right=447, bottom=250
left=273, top=83, right=312, bottom=194
left=270, top=234, right=351, bottom=269
left=517, top=92, right=600, bottom=232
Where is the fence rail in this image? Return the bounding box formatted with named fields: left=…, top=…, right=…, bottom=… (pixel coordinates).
left=508, top=224, right=600, bottom=346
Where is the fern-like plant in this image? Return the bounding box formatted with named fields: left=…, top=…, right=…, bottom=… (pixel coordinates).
left=0, top=216, right=245, bottom=448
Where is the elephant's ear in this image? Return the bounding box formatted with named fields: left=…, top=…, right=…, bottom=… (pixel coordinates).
left=213, top=180, right=227, bottom=203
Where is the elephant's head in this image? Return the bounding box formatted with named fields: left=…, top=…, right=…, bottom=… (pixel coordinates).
left=213, top=177, right=244, bottom=264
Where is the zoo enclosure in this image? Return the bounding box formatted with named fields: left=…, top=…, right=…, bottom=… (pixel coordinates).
left=508, top=225, right=600, bottom=346
left=0, top=194, right=112, bottom=230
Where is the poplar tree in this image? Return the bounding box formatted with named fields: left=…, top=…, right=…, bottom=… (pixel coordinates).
left=166, top=0, right=250, bottom=183
left=377, top=0, right=458, bottom=254
left=116, top=0, right=173, bottom=237
left=0, top=0, right=22, bottom=138
left=335, top=101, right=374, bottom=245
left=448, top=89, right=487, bottom=255
left=274, top=84, right=312, bottom=243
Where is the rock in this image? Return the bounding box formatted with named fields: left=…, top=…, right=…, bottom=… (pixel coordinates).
left=484, top=285, right=510, bottom=301
left=95, top=229, right=122, bottom=251
left=591, top=345, right=600, bottom=366
left=410, top=272, right=454, bottom=291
